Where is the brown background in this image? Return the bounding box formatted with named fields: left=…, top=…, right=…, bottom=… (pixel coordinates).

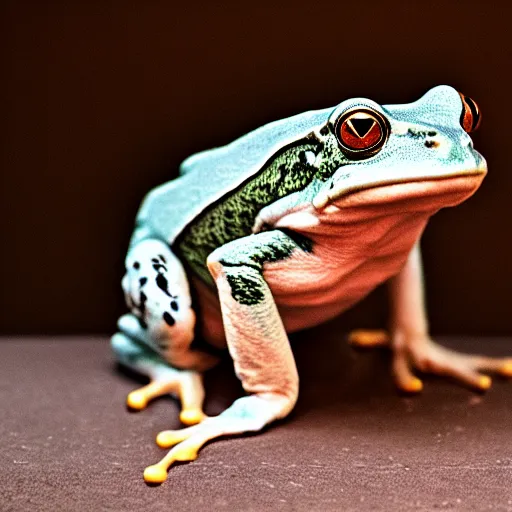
left=2, top=1, right=512, bottom=336
left=3, top=4, right=512, bottom=510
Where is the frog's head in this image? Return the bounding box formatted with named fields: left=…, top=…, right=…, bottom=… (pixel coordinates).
left=313, top=85, right=486, bottom=211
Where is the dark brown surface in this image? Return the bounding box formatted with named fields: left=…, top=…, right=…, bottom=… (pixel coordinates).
left=2, top=333, right=512, bottom=511
left=2, top=1, right=512, bottom=336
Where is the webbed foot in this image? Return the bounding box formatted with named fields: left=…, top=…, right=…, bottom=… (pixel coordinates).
left=143, top=394, right=289, bottom=485
left=126, top=371, right=207, bottom=425
left=394, top=335, right=512, bottom=393
left=112, top=332, right=207, bottom=425
left=349, top=329, right=512, bottom=393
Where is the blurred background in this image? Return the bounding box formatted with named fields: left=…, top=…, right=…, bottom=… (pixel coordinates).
left=2, top=1, right=511, bottom=336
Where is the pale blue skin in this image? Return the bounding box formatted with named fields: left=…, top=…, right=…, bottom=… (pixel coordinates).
left=110, top=86, right=506, bottom=484
left=129, top=86, right=482, bottom=248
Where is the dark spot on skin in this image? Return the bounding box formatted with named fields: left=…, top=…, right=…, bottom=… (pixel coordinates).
left=275, top=164, right=287, bottom=190
left=226, top=273, right=265, bottom=306
left=424, top=140, right=438, bottom=148
left=133, top=262, right=140, bottom=270
left=139, top=291, right=147, bottom=314
left=151, top=258, right=159, bottom=263
left=320, top=126, right=329, bottom=136
left=135, top=291, right=148, bottom=329
left=219, top=230, right=313, bottom=306
left=156, top=273, right=172, bottom=297
left=163, top=311, right=176, bottom=326
left=407, top=128, right=438, bottom=140
left=139, top=277, right=147, bottom=286
left=278, top=228, right=314, bottom=253
left=170, top=300, right=179, bottom=311
left=158, top=254, right=167, bottom=263
left=152, top=263, right=167, bottom=272
left=407, top=128, right=428, bottom=139
left=219, top=231, right=313, bottom=272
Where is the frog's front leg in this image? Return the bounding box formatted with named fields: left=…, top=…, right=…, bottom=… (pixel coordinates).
left=351, top=242, right=512, bottom=392
left=143, top=230, right=300, bottom=484
left=113, top=238, right=217, bottom=423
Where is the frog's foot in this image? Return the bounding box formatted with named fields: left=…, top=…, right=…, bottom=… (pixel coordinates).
left=348, top=329, right=390, bottom=348
left=143, top=394, right=288, bottom=485
left=126, top=370, right=207, bottom=426
left=393, top=336, right=512, bottom=394
left=112, top=326, right=209, bottom=425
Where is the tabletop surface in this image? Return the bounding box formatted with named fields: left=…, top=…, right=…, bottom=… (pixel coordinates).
left=2, top=333, right=512, bottom=511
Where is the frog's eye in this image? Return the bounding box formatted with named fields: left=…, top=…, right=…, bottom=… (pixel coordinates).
left=459, top=93, right=481, bottom=133
left=334, top=109, right=389, bottom=159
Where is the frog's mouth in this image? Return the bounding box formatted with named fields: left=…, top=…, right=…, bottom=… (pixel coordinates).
left=318, top=172, right=485, bottom=216
left=313, top=155, right=487, bottom=209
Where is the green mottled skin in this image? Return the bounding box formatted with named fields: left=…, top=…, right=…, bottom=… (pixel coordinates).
left=316, top=133, right=346, bottom=181
left=225, top=270, right=265, bottom=305
left=177, top=138, right=323, bottom=284
left=220, top=229, right=313, bottom=306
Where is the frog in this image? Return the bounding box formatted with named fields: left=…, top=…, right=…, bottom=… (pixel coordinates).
left=111, top=85, right=512, bottom=484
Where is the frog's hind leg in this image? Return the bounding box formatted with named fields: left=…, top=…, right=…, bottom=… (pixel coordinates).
left=115, top=238, right=219, bottom=423
left=387, top=242, right=512, bottom=393
left=349, top=330, right=512, bottom=394
left=348, top=329, right=425, bottom=393
left=392, top=335, right=512, bottom=393
left=111, top=327, right=207, bottom=426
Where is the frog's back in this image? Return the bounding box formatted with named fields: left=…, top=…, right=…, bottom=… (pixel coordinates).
left=131, top=107, right=332, bottom=247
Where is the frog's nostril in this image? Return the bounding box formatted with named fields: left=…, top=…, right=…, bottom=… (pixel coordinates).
left=459, top=93, right=481, bottom=133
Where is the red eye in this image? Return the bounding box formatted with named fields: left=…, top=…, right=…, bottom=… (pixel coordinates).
left=459, top=93, right=481, bottom=133
left=335, top=109, right=388, bottom=158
